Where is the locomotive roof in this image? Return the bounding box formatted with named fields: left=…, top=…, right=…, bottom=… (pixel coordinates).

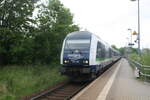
left=66, top=31, right=92, bottom=40
left=66, top=31, right=109, bottom=46
left=66, top=31, right=119, bottom=53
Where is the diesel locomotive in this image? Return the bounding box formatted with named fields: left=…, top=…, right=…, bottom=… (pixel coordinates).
left=60, top=31, right=120, bottom=81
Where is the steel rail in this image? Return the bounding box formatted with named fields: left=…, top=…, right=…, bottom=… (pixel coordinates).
left=30, top=82, right=89, bottom=100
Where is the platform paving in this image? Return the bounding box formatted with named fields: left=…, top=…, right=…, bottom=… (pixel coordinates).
left=106, top=59, right=150, bottom=100
left=71, top=59, right=150, bottom=100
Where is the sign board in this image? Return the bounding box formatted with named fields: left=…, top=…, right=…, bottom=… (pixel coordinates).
left=128, top=43, right=134, bottom=46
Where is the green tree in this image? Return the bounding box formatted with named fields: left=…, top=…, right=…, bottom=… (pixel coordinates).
left=111, top=45, right=118, bottom=50
left=0, top=0, right=38, bottom=65
left=34, top=0, right=79, bottom=64
left=118, top=47, right=125, bottom=55
left=0, top=0, right=79, bottom=65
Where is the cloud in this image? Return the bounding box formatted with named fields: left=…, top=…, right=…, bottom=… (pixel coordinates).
left=60, top=0, right=150, bottom=48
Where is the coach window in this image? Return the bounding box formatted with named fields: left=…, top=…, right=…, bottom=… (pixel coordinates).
left=96, top=42, right=101, bottom=58
left=101, top=44, right=105, bottom=58
left=96, top=42, right=105, bottom=61
left=104, top=47, right=108, bottom=58
left=109, top=49, right=112, bottom=58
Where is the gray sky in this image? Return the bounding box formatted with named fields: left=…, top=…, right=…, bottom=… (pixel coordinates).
left=42, top=0, right=150, bottom=48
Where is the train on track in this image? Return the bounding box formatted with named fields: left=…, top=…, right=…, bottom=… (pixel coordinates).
left=60, top=31, right=121, bottom=81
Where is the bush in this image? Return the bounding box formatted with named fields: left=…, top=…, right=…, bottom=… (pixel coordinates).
left=141, top=53, right=150, bottom=66
left=129, top=52, right=150, bottom=66
left=0, top=64, right=67, bottom=100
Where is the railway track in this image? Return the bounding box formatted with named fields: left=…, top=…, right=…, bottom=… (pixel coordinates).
left=26, top=59, right=121, bottom=100
left=30, top=82, right=89, bottom=100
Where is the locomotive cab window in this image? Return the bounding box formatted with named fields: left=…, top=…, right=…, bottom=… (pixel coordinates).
left=64, top=39, right=90, bottom=50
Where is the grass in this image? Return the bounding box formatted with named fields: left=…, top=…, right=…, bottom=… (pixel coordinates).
left=0, top=63, right=67, bottom=100
left=140, top=53, right=150, bottom=66
left=129, top=52, right=150, bottom=66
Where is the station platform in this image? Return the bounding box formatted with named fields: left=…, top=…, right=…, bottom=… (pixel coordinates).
left=71, top=59, right=150, bottom=100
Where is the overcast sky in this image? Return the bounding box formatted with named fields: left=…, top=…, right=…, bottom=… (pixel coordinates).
left=42, top=0, right=150, bottom=48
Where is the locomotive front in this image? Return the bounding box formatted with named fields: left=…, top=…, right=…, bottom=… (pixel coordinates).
left=60, top=31, right=92, bottom=80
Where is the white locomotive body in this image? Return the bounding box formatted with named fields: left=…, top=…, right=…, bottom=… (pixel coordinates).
left=60, top=31, right=120, bottom=81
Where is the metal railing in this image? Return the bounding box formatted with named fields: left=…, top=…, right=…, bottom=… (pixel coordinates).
left=127, top=58, right=150, bottom=81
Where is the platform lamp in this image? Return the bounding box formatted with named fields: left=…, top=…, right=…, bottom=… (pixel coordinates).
left=130, top=0, right=141, bottom=56
left=127, top=28, right=133, bottom=46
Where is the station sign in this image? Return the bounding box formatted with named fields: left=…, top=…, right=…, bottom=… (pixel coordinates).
left=128, top=43, right=134, bottom=46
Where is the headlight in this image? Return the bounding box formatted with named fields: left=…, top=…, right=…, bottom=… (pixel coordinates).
left=64, top=60, right=69, bottom=63
left=85, top=60, right=88, bottom=64
left=83, top=60, right=88, bottom=64
left=64, top=60, right=67, bottom=63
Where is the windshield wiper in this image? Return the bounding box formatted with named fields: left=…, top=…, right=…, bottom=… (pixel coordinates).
left=65, top=42, right=74, bottom=53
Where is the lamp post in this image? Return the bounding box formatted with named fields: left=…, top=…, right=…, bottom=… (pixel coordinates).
left=130, top=0, right=141, bottom=56
left=128, top=28, right=133, bottom=45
